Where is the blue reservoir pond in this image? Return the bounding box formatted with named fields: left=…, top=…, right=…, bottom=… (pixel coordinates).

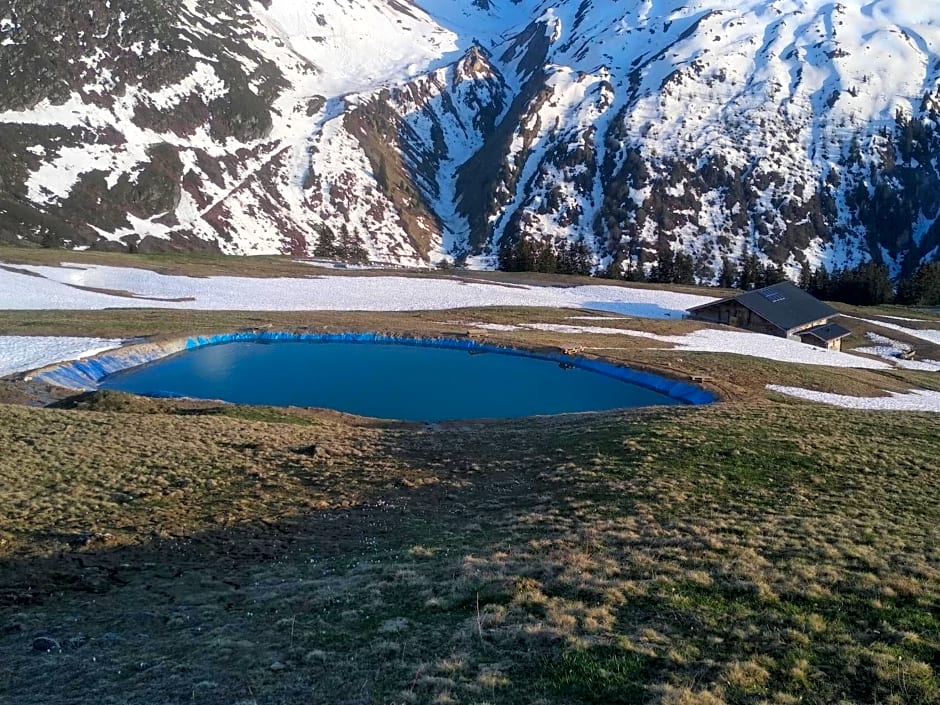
left=99, top=340, right=682, bottom=421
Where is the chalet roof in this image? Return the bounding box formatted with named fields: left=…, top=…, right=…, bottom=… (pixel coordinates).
left=689, top=282, right=838, bottom=332
left=799, top=322, right=852, bottom=342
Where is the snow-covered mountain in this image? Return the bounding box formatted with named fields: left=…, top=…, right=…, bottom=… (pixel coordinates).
left=2, top=0, right=940, bottom=276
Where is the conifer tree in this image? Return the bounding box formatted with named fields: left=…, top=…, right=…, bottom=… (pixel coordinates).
left=811, top=264, right=831, bottom=298
left=673, top=252, right=696, bottom=285
left=763, top=263, right=788, bottom=286
left=798, top=261, right=812, bottom=290
left=623, top=258, right=647, bottom=282
left=719, top=257, right=738, bottom=288
left=313, top=225, right=337, bottom=259
left=737, top=247, right=761, bottom=290
left=572, top=241, right=593, bottom=275
left=535, top=241, right=557, bottom=273
left=898, top=262, right=940, bottom=305
left=651, top=246, right=676, bottom=283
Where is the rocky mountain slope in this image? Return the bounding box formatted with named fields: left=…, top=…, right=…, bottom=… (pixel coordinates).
left=2, top=0, right=940, bottom=277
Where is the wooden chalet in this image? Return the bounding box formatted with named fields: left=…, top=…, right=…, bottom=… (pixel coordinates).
left=688, top=281, right=852, bottom=351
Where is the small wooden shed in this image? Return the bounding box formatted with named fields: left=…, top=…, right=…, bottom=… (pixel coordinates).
left=797, top=322, right=853, bottom=351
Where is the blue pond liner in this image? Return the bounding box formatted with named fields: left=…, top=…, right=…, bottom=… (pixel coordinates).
left=34, top=331, right=717, bottom=406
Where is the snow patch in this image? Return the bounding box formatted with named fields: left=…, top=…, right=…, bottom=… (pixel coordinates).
left=767, top=385, right=940, bottom=413
left=463, top=322, right=890, bottom=369
left=144, top=61, right=228, bottom=109
left=855, top=331, right=940, bottom=371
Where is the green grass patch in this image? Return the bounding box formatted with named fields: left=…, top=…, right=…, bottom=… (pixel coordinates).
left=544, top=645, right=659, bottom=703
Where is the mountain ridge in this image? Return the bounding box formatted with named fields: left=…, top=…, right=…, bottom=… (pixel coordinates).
left=2, top=0, right=940, bottom=279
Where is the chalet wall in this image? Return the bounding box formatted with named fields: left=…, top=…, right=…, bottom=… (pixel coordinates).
left=691, top=300, right=782, bottom=336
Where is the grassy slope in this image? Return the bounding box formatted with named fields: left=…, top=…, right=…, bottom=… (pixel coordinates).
left=0, top=400, right=937, bottom=705
left=1, top=254, right=938, bottom=703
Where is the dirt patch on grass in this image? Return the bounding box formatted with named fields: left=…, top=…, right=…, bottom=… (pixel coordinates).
left=64, top=283, right=198, bottom=302
left=0, top=264, right=45, bottom=278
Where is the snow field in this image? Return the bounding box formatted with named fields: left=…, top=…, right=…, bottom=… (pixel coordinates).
left=0, top=337, right=123, bottom=378
left=0, top=262, right=715, bottom=315
left=259, top=0, right=457, bottom=97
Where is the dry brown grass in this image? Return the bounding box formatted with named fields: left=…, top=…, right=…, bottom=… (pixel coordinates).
left=0, top=246, right=331, bottom=279
left=834, top=301, right=940, bottom=326
left=0, top=401, right=937, bottom=705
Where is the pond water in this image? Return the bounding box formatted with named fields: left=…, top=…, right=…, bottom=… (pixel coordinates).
left=98, top=340, right=683, bottom=421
